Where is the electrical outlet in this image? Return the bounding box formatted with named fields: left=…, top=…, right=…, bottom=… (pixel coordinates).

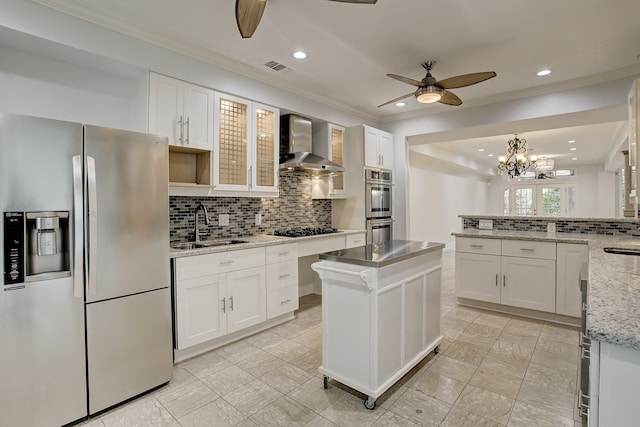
left=478, top=219, right=493, bottom=230
left=255, top=213, right=262, bottom=226
left=219, top=214, right=229, bottom=226
left=547, top=222, right=556, bottom=233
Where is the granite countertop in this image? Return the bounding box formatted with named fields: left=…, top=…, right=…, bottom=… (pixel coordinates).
left=169, top=229, right=365, bottom=258
left=318, top=240, right=445, bottom=268
left=453, top=228, right=640, bottom=351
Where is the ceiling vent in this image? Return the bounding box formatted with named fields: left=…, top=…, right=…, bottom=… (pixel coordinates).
left=264, top=61, right=288, bottom=72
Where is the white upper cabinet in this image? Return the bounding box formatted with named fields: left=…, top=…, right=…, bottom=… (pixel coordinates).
left=213, top=92, right=279, bottom=196
left=363, top=124, right=393, bottom=169
left=148, top=72, right=213, bottom=151
left=313, top=123, right=346, bottom=196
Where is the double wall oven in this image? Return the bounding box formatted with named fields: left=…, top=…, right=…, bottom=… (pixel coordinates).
left=365, top=167, right=393, bottom=244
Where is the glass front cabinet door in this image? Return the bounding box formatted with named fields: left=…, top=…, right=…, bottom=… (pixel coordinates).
left=213, top=93, right=279, bottom=196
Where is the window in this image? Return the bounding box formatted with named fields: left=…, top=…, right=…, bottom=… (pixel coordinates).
left=503, top=182, right=578, bottom=217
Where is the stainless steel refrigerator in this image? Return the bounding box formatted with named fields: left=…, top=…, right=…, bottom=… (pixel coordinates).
left=0, top=113, right=173, bottom=426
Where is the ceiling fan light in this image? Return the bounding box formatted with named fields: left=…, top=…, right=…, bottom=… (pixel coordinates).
left=416, top=86, right=444, bottom=103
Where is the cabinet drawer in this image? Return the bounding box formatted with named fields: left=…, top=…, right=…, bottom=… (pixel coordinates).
left=502, top=240, right=556, bottom=260
left=266, top=243, right=298, bottom=264
left=456, top=237, right=501, bottom=255
left=176, top=247, right=265, bottom=280
left=298, top=235, right=345, bottom=257
left=267, top=285, right=299, bottom=319
left=346, top=233, right=366, bottom=248
left=266, top=260, right=298, bottom=290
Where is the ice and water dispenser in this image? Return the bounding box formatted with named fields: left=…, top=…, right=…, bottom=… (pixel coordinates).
left=3, top=211, right=71, bottom=285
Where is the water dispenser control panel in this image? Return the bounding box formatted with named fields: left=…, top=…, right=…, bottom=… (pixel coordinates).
left=3, top=212, right=25, bottom=285
left=3, top=211, right=70, bottom=285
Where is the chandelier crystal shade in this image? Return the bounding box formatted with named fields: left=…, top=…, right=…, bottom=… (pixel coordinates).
left=497, top=134, right=537, bottom=178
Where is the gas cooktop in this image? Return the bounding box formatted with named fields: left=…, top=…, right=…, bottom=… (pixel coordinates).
left=273, top=227, right=338, bottom=238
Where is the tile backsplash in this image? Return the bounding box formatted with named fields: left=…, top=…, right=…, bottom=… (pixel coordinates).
left=461, top=215, right=640, bottom=237
left=170, top=172, right=331, bottom=244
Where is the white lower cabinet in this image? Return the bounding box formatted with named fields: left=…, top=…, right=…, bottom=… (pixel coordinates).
left=174, top=247, right=266, bottom=350
left=226, top=266, right=266, bottom=334
left=455, top=237, right=575, bottom=317
left=556, top=243, right=589, bottom=317
left=455, top=252, right=501, bottom=303
left=500, top=256, right=556, bottom=312
left=588, top=340, right=640, bottom=426
left=265, top=243, right=299, bottom=319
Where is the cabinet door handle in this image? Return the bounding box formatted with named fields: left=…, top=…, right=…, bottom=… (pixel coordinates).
left=278, top=251, right=290, bottom=256
left=279, top=274, right=291, bottom=279
left=353, top=239, right=363, bottom=244
left=495, top=274, right=498, bottom=286
left=519, top=248, right=535, bottom=252
left=280, top=299, right=291, bottom=305
left=221, top=297, right=226, bottom=313
left=220, top=260, right=234, bottom=265
left=503, top=275, right=506, bottom=287
left=229, top=296, right=234, bottom=311
left=184, top=117, right=190, bottom=144
left=178, top=115, right=184, bottom=144
left=471, top=244, right=484, bottom=249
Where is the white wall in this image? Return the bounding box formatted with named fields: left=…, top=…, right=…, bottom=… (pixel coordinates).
left=0, top=41, right=147, bottom=130
left=408, top=150, right=493, bottom=246
left=574, top=164, right=617, bottom=217
left=0, top=0, right=374, bottom=130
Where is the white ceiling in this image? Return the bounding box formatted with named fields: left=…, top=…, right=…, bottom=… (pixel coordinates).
left=28, top=0, right=640, bottom=166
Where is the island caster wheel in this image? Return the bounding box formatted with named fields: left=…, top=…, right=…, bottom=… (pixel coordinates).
left=364, top=397, right=376, bottom=410
left=434, top=345, right=440, bottom=354
left=323, top=376, right=329, bottom=390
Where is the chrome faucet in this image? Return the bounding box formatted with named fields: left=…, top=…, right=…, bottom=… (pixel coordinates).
left=194, top=203, right=210, bottom=243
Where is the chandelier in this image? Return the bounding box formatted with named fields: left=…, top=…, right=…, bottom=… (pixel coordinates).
left=497, top=134, right=537, bottom=178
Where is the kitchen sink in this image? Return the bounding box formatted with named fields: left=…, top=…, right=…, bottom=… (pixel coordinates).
left=603, top=247, right=640, bottom=256
left=171, top=239, right=248, bottom=250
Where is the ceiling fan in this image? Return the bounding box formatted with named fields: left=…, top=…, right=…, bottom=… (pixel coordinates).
left=236, top=0, right=378, bottom=38
left=378, top=61, right=496, bottom=107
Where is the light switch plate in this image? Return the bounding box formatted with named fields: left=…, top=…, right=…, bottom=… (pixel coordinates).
left=219, top=214, right=229, bottom=226
left=478, top=219, right=493, bottom=230
left=255, top=213, right=262, bottom=226
left=547, top=222, right=556, bottom=233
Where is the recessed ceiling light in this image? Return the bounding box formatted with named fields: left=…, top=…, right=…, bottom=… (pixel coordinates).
left=572, top=157, right=578, bottom=161
left=568, top=139, right=576, bottom=143
left=537, top=69, right=552, bottom=76
left=478, top=148, right=485, bottom=152
left=395, top=102, right=406, bottom=107
left=488, top=154, right=494, bottom=157
left=292, top=50, right=307, bottom=60
left=570, top=147, right=577, bottom=151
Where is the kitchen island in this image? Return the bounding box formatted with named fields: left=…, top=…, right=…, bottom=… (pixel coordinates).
left=312, top=240, right=444, bottom=410
left=453, top=226, right=640, bottom=426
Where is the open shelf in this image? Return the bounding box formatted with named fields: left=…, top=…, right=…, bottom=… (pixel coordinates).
left=169, top=147, right=211, bottom=186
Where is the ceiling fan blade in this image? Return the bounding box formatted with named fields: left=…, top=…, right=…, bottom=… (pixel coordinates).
left=439, top=90, right=462, bottom=106
left=236, top=0, right=267, bottom=38
left=378, top=92, right=414, bottom=107
left=387, top=74, right=423, bottom=87
left=328, top=0, right=378, bottom=3
left=436, top=71, right=497, bottom=89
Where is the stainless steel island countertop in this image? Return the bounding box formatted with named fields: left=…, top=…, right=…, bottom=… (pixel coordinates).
left=318, top=240, right=445, bottom=268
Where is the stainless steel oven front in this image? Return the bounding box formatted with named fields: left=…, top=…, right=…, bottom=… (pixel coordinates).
left=365, top=167, right=392, bottom=219
left=366, top=218, right=394, bottom=245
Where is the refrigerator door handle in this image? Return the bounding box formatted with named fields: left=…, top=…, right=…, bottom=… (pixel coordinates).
left=72, top=155, right=84, bottom=298
left=87, top=155, right=98, bottom=296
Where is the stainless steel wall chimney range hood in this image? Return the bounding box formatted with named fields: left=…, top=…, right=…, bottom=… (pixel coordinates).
left=279, top=114, right=345, bottom=173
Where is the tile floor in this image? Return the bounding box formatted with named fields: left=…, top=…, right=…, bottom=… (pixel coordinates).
left=81, top=247, right=582, bottom=426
